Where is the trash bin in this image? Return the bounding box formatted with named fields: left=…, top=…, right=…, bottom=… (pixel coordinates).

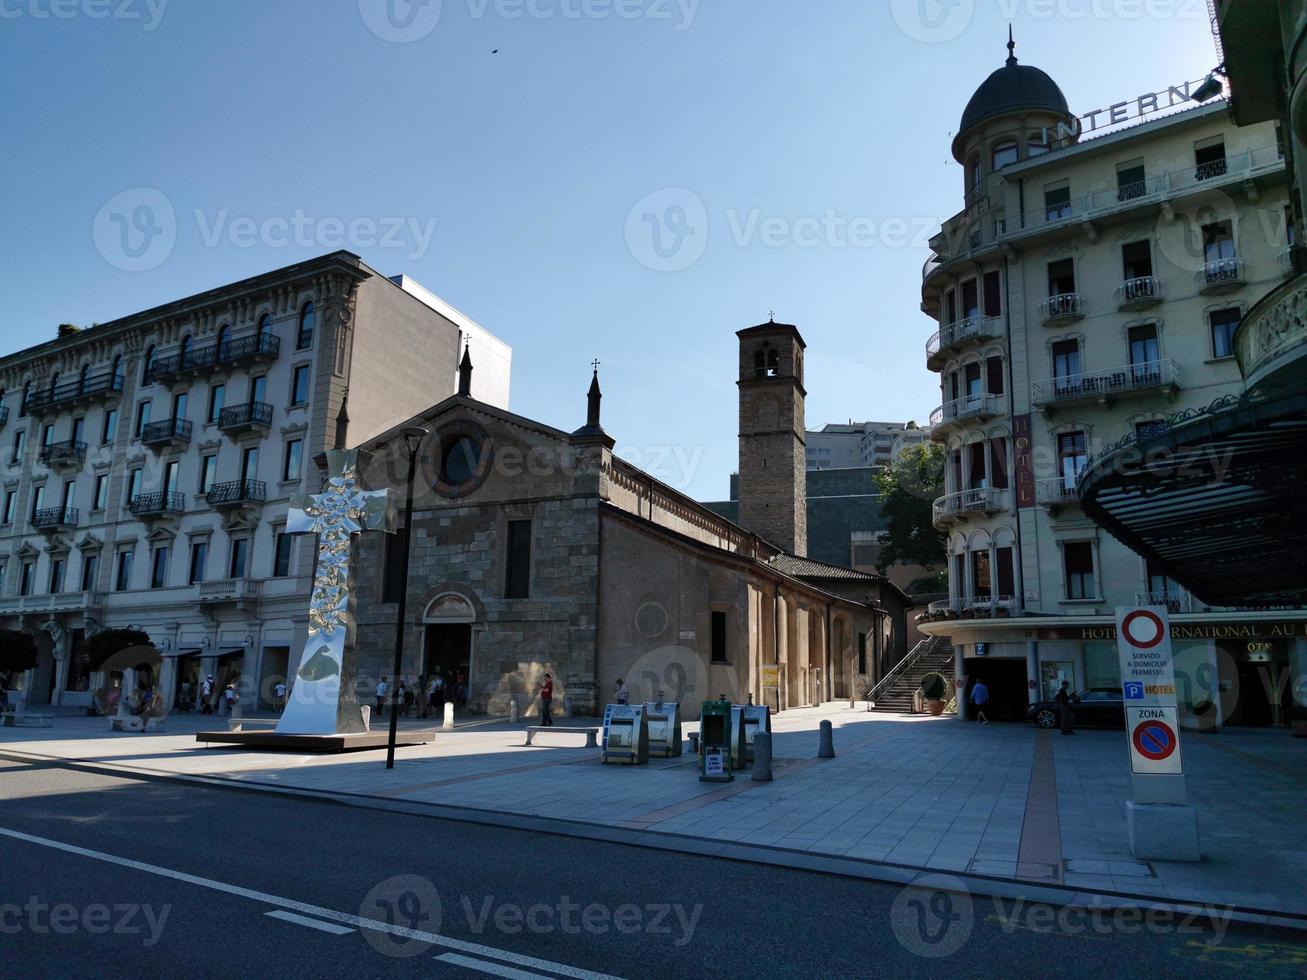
left=602, top=703, right=650, bottom=765
left=699, top=699, right=734, bottom=782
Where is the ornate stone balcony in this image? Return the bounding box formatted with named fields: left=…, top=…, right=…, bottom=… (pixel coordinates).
left=925, top=315, right=1004, bottom=370
left=1113, top=276, right=1167, bottom=312
left=929, top=394, right=1003, bottom=438
left=1032, top=359, right=1178, bottom=414
left=1195, top=256, right=1248, bottom=295
left=932, top=487, right=1004, bottom=528
left=1235, top=271, right=1307, bottom=396
left=1040, top=292, right=1086, bottom=326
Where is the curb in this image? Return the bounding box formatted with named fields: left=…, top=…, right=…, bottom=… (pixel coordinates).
left=3, top=747, right=1305, bottom=936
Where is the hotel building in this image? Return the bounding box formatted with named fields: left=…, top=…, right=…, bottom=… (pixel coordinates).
left=1, top=252, right=510, bottom=713
left=917, top=39, right=1305, bottom=727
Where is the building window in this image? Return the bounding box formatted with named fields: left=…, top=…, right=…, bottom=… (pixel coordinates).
left=41, top=423, right=54, bottom=448
left=29, top=484, right=44, bottom=521
left=207, top=383, right=225, bottom=423
left=283, top=439, right=303, bottom=482
left=967, top=154, right=982, bottom=192
left=967, top=441, right=986, bottom=489
left=151, top=547, right=169, bottom=589
left=2, top=491, right=13, bottom=525
left=142, top=345, right=156, bottom=384
left=1047, top=258, right=1076, bottom=297
left=273, top=532, right=292, bottom=578
left=989, top=437, right=1009, bottom=490
left=504, top=519, right=532, bottom=599
left=381, top=532, right=406, bottom=602
left=48, top=558, right=65, bottom=595
left=188, top=541, right=208, bottom=585
left=1044, top=183, right=1071, bottom=221
left=241, top=446, right=259, bottom=483
left=1028, top=136, right=1050, bottom=157
left=229, top=538, right=249, bottom=578
left=20, top=561, right=35, bottom=597
left=81, top=553, right=99, bottom=592
left=1203, top=220, right=1237, bottom=264
left=290, top=365, right=310, bottom=406
left=126, top=467, right=143, bottom=504
left=982, top=270, right=1002, bottom=318
left=1058, top=431, right=1087, bottom=489
left=1128, top=324, right=1160, bottom=378
left=257, top=313, right=273, bottom=340
left=134, top=400, right=152, bottom=438
left=1122, top=239, right=1153, bottom=281
left=216, top=324, right=231, bottom=359
left=10, top=429, right=24, bottom=466
left=171, top=390, right=188, bottom=423
left=857, top=633, right=867, bottom=675
left=101, top=407, right=118, bottom=445
left=19, top=381, right=30, bottom=418
left=115, top=549, right=133, bottom=591
left=710, top=610, right=728, bottom=663
left=960, top=279, right=979, bottom=320
left=199, top=454, right=217, bottom=494
left=992, top=141, right=1019, bottom=170
left=1051, top=340, right=1081, bottom=394
left=986, top=355, right=1004, bottom=396
left=1063, top=542, right=1096, bottom=600
left=1117, top=160, right=1146, bottom=201
left=971, top=550, right=992, bottom=600
left=297, top=302, right=315, bottom=350
left=1210, top=308, right=1241, bottom=358
left=996, top=547, right=1016, bottom=598
left=1194, top=138, right=1227, bottom=180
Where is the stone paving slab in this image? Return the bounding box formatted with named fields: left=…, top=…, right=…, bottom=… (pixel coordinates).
left=3, top=706, right=1305, bottom=920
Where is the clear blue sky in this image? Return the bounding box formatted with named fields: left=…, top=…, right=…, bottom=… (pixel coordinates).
left=0, top=0, right=1219, bottom=499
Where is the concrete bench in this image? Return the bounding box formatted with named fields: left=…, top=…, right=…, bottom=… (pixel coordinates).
left=524, top=726, right=599, bottom=748
left=3, top=713, right=53, bottom=728
left=227, top=719, right=278, bottom=732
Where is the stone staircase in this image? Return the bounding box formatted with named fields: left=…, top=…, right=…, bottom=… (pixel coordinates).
left=867, top=635, right=955, bottom=714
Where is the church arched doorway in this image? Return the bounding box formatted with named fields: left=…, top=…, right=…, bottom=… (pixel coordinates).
left=422, top=593, right=477, bottom=711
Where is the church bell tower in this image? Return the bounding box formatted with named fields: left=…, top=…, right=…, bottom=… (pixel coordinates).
left=736, top=319, right=807, bottom=556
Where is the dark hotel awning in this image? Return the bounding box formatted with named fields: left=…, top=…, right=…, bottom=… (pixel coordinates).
left=1079, top=390, right=1307, bottom=608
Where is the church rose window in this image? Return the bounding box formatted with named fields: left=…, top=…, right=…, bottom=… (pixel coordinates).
left=429, top=420, right=493, bottom=498
left=442, top=436, right=481, bottom=485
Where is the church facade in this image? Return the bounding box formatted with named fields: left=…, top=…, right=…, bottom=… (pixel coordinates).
left=349, top=322, right=909, bottom=719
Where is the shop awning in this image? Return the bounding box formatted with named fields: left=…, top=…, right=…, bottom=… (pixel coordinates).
left=1079, top=390, right=1307, bottom=608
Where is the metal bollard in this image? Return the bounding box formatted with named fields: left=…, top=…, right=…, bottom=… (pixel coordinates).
left=361, top=704, right=372, bottom=731
left=818, top=719, right=835, bottom=758
left=443, top=702, right=455, bottom=730
left=752, top=731, right=774, bottom=781
left=509, top=697, right=520, bottom=724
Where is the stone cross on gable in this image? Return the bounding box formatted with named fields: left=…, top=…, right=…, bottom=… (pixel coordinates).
left=276, top=449, right=395, bottom=736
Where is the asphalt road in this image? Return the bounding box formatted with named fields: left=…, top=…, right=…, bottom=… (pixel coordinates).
left=0, top=757, right=1304, bottom=979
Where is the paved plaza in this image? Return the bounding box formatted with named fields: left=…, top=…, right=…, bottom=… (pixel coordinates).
left=3, top=706, right=1304, bottom=922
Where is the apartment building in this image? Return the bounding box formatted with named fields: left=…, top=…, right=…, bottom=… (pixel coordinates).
left=1, top=252, right=510, bottom=713
left=804, top=420, right=930, bottom=470
left=917, top=40, right=1305, bottom=728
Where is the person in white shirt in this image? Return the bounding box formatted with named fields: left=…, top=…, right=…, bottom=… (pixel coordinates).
left=200, top=676, right=215, bottom=716
left=615, top=679, right=629, bottom=706
left=375, top=676, right=389, bottom=715
left=273, top=680, right=287, bottom=710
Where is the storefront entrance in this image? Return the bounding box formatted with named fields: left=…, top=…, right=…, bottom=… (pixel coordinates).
left=964, top=658, right=1029, bottom=722
left=423, top=624, right=471, bottom=692
left=1226, top=643, right=1294, bottom=727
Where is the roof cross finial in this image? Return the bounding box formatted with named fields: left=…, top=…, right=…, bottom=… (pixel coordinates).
left=591, top=358, right=601, bottom=373
left=1006, top=25, right=1017, bottom=67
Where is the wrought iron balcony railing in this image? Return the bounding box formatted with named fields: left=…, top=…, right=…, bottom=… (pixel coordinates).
left=205, top=479, right=267, bottom=508
left=928, top=393, right=1002, bottom=431
left=932, top=487, right=1004, bottom=527
left=1113, top=276, right=1167, bottom=311
left=1040, top=292, right=1086, bottom=325
left=26, top=371, right=124, bottom=414
left=39, top=439, right=87, bottom=467
left=1035, top=478, right=1081, bottom=508
left=1195, top=256, right=1247, bottom=294
left=140, top=417, right=193, bottom=448
left=128, top=490, right=186, bottom=517
left=146, top=331, right=281, bottom=383
left=218, top=401, right=274, bottom=433
left=31, top=505, right=78, bottom=530
left=1135, top=589, right=1193, bottom=614
left=1032, top=359, right=1179, bottom=407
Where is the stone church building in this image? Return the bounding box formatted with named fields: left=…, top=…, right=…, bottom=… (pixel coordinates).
left=350, top=321, right=909, bottom=719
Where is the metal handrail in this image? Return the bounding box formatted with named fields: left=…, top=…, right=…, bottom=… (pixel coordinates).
left=866, top=635, right=948, bottom=705
left=141, top=418, right=192, bottom=443
left=933, top=487, right=1003, bottom=523
left=39, top=439, right=87, bottom=464
left=32, top=506, right=78, bottom=528
left=205, top=479, right=267, bottom=506
left=929, top=393, right=1001, bottom=427
left=1032, top=358, right=1178, bottom=405
left=148, top=331, right=280, bottom=382
left=1113, top=276, right=1167, bottom=307
left=219, top=401, right=274, bottom=429
left=129, top=490, right=186, bottom=515
left=1195, top=256, right=1246, bottom=289
left=27, top=372, right=123, bottom=412
left=1036, top=477, right=1080, bottom=505
left=1040, top=292, right=1086, bottom=323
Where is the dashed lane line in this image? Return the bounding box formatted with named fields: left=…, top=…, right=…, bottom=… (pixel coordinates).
left=0, top=825, right=623, bottom=980
left=264, top=910, right=356, bottom=935
left=437, top=952, right=555, bottom=979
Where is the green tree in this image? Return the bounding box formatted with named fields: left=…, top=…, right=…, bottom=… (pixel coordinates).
left=874, top=441, right=947, bottom=574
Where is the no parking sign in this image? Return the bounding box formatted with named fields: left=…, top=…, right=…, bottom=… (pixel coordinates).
left=1116, top=606, right=1184, bottom=779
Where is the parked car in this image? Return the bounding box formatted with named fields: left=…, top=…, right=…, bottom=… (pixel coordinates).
left=1026, top=687, right=1126, bottom=729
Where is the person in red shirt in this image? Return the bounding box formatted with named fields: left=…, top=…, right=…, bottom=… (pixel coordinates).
left=539, top=673, right=554, bottom=726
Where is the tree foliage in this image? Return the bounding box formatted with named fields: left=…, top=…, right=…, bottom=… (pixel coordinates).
left=0, top=630, right=38, bottom=673
left=85, top=629, right=154, bottom=671
left=873, top=441, right=947, bottom=574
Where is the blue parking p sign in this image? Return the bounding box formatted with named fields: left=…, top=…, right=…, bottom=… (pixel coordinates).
left=1123, top=681, right=1145, bottom=701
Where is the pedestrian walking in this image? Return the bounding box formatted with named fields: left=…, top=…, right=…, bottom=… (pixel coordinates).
left=539, top=673, right=554, bottom=727
left=222, top=683, right=239, bottom=716
left=200, top=675, right=214, bottom=715
left=273, top=680, right=287, bottom=711
left=970, top=679, right=990, bottom=725
left=1055, top=680, right=1076, bottom=735
left=423, top=676, right=438, bottom=718
left=614, top=678, right=629, bottom=706
left=375, top=676, right=389, bottom=716
left=0, top=672, right=9, bottom=712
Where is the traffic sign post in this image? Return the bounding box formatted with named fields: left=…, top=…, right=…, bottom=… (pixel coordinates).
left=1115, top=606, right=1201, bottom=861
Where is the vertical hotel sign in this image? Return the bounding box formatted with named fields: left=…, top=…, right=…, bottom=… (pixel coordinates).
left=1014, top=414, right=1035, bottom=508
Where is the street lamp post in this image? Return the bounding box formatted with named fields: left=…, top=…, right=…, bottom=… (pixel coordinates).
left=386, top=426, right=428, bottom=770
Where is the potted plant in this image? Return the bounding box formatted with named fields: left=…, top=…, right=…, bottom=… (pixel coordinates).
left=1190, top=698, right=1219, bottom=734
left=920, top=672, right=948, bottom=716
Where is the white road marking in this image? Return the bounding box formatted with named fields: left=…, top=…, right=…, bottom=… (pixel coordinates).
left=0, top=825, right=622, bottom=980
left=264, top=909, right=356, bottom=935
left=437, top=952, right=554, bottom=979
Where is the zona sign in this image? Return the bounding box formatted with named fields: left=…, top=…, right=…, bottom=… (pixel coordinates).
left=1132, top=718, right=1177, bottom=762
